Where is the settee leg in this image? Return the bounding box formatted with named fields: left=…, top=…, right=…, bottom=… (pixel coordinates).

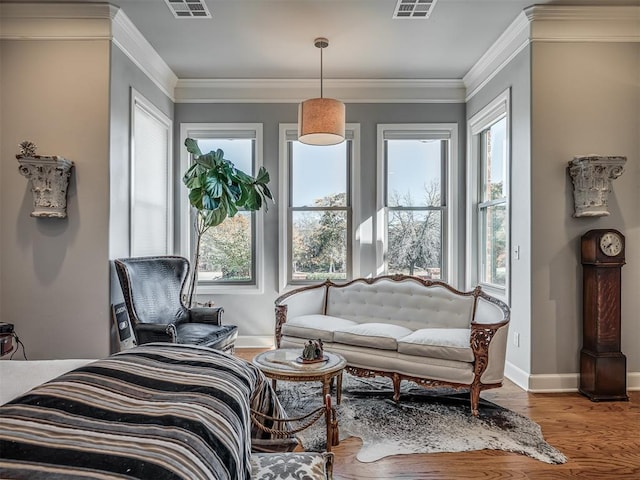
left=470, top=384, right=480, bottom=416
left=392, top=373, right=401, bottom=402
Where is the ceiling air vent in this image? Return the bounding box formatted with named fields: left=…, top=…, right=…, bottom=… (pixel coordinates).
left=164, top=0, right=211, bottom=19
left=393, top=0, right=438, bottom=19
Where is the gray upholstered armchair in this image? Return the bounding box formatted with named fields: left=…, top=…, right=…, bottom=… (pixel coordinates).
left=114, top=256, right=238, bottom=352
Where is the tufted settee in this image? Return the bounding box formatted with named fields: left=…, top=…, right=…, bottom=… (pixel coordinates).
left=275, top=275, right=510, bottom=415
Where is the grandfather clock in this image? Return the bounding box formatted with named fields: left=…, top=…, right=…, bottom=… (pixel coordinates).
left=580, top=229, right=628, bottom=401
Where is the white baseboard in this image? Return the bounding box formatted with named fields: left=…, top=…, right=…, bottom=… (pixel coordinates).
left=528, top=373, right=580, bottom=393
left=627, top=372, right=640, bottom=391
left=235, top=335, right=274, bottom=349
left=504, top=361, right=530, bottom=390
left=505, top=361, right=640, bottom=392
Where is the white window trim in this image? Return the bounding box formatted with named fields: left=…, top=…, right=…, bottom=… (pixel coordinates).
left=278, top=123, right=361, bottom=292
left=179, top=123, right=265, bottom=294
left=466, top=88, right=510, bottom=302
left=130, top=88, right=173, bottom=256
left=376, top=123, right=460, bottom=288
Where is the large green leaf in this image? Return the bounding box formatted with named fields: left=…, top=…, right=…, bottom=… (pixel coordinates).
left=200, top=207, right=227, bottom=228
left=202, top=193, right=220, bottom=211
left=204, top=175, right=223, bottom=198
left=255, top=166, right=270, bottom=185
left=184, top=138, right=202, bottom=157
left=183, top=137, right=273, bottom=227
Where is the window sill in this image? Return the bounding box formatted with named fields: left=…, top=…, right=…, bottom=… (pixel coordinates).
left=196, top=283, right=264, bottom=295
left=478, top=282, right=508, bottom=304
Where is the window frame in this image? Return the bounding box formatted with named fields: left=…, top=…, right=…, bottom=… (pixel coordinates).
left=466, top=88, right=511, bottom=302
left=376, top=123, right=460, bottom=287
left=130, top=88, right=173, bottom=257
left=179, top=123, right=265, bottom=294
left=278, top=124, right=361, bottom=292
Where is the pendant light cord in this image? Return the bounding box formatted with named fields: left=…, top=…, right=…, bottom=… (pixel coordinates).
left=320, top=46, right=324, bottom=99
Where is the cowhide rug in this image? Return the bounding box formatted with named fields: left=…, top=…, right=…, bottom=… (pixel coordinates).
left=274, top=374, right=566, bottom=464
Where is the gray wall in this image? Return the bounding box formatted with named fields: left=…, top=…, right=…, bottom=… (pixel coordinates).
left=466, top=47, right=532, bottom=375
left=530, top=41, right=640, bottom=375
left=0, top=39, right=112, bottom=359
left=0, top=38, right=174, bottom=359
left=108, top=46, right=174, bottom=352
left=174, top=102, right=466, bottom=338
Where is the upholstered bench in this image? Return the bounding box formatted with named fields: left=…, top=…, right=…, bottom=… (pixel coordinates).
left=275, top=275, right=510, bottom=415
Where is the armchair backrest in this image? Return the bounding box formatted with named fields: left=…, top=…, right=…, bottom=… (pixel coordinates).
left=115, top=256, right=190, bottom=326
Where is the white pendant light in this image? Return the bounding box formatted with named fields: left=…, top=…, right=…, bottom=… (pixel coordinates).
left=298, top=38, right=345, bottom=146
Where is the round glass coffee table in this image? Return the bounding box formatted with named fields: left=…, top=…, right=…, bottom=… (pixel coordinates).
left=253, top=348, right=347, bottom=404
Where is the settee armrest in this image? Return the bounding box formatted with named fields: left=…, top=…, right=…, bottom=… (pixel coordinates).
left=469, top=290, right=510, bottom=392
left=134, top=323, right=176, bottom=344
left=189, top=306, right=224, bottom=326
left=275, top=283, right=328, bottom=347
left=470, top=319, right=509, bottom=377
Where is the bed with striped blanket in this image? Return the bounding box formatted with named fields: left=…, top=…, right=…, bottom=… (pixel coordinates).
left=0, top=343, right=290, bottom=480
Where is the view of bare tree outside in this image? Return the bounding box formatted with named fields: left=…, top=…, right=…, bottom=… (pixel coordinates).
left=385, top=138, right=445, bottom=280
left=387, top=186, right=442, bottom=279
left=198, top=212, right=252, bottom=281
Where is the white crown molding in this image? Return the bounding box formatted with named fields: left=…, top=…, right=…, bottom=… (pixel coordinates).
left=463, top=11, right=530, bottom=102
left=0, top=2, right=177, bottom=101
left=464, top=5, right=639, bottom=101
left=174, top=78, right=466, bottom=103
left=525, top=5, right=640, bottom=43
left=3, top=3, right=637, bottom=104
left=111, top=9, right=177, bottom=100
left=0, top=2, right=115, bottom=39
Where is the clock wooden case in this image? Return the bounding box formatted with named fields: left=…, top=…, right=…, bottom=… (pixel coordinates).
left=580, top=229, right=628, bottom=401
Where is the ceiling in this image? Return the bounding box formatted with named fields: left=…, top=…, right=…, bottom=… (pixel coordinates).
left=6, top=0, right=632, bottom=81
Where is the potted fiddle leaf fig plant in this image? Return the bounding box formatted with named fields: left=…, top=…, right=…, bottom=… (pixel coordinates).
left=182, top=137, right=273, bottom=307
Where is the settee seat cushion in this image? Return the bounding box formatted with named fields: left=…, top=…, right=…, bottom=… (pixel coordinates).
left=397, top=328, right=474, bottom=362
left=333, top=323, right=413, bottom=350
left=282, top=314, right=357, bottom=342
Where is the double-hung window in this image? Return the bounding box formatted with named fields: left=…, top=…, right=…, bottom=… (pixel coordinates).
left=279, top=125, right=360, bottom=289
left=130, top=89, right=173, bottom=256
left=377, top=124, right=459, bottom=284
left=180, top=123, right=264, bottom=293
left=467, top=89, right=510, bottom=300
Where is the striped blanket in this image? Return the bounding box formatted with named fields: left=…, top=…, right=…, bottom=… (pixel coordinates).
left=0, top=343, right=290, bottom=480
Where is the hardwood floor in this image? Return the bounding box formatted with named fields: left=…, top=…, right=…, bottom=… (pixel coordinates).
left=237, top=348, right=640, bottom=479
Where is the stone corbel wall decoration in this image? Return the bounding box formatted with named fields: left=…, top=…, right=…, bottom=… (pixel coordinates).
left=568, top=155, right=626, bottom=217
left=16, top=141, right=74, bottom=219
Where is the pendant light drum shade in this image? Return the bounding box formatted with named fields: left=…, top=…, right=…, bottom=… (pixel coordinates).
left=298, top=97, right=345, bottom=146
left=298, top=37, right=345, bottom=146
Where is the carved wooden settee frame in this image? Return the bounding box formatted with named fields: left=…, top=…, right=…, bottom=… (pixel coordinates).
left=275, top=275, right=510, bottom=416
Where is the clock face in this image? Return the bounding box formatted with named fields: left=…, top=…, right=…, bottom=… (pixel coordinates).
left=599, top=232, right=623, bottom=257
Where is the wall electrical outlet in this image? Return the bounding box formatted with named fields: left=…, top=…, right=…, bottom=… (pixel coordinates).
left=513, top=332, right=520, bottom=347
